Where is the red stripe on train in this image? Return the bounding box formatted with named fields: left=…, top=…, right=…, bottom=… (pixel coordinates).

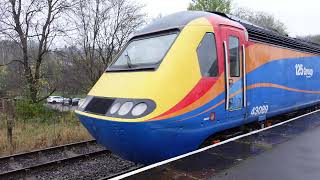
left=154, top=77, right=217, bottom=119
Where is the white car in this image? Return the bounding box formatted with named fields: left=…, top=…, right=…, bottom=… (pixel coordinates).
left=47, top=96, right=64, bottom=104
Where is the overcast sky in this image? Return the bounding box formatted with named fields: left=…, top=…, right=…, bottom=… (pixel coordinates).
left=138, top=0, right=320, bottom=36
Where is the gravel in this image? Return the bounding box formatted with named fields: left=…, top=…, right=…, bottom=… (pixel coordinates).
left=15, top=153, right=139, bottom=180
left=0, top=142, right=140, bottom=180
left=0, top=143, right=102, bottom=172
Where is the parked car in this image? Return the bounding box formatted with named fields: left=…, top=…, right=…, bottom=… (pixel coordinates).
left=72, top=98, right=81, bottom=106
left=47, top=96, right=64, bottom=104
left=62, top=97, right=72, bottom=106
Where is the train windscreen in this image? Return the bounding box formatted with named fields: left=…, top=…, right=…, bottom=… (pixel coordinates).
left=107, top=33, right=178, bottom=71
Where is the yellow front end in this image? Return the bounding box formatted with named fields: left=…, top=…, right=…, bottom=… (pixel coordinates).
left=76, top=17, right=214, bottom=122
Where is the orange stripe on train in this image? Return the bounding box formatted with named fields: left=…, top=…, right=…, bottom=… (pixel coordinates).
left=249, top=83, right=320, bottom=94
left=246, top=44, right=315, bottom=73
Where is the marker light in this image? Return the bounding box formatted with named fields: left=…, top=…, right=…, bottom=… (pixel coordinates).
left=118, top=102, right=134, bottom=116
left=131, top=103, right=148, bottom=116
left=210, top=112, right=216, bottom=121
left=109, top=102, right=121, bottom=114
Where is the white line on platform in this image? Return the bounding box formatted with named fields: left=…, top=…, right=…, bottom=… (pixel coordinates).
left=110, top=109, right=320, bottom=180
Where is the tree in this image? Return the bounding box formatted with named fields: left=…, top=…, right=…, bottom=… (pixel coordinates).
left=300, top=35, right=320, bottom=44
left=188, top=0, right=232, bottom=13
left=67, top=0, right=145, bottom=91
left=233, top=8, right=287, bottom=35
left=0, top=0, right=71, bottom=102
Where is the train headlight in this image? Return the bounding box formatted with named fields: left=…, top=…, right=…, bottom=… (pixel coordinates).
left=81, top=97, right=156, bottom=118
left=109, top=102, right=121, bottom=114
left=131, top=103, right=148, bottom=116
left=118, top=102, right=134, bottom=116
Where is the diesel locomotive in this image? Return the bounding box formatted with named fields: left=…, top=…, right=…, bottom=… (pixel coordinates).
left=75, top=11, right=320, bottom=164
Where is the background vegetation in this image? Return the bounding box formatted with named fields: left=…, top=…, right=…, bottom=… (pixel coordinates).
left=188, top=0, right=232, bottom=13
left=0, top=101, right=92, bottom=156
left=0, top=0, right=145, bottom=100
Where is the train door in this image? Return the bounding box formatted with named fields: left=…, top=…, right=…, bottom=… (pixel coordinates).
left=221, top=26, right=247, bottom=120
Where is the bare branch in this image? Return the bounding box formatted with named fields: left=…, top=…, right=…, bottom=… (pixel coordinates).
left=0, top=59, right=24, bottom=66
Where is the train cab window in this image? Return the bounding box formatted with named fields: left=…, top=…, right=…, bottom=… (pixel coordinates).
left=107, top=32, right=178, bottom=71
left=229, top=36, right=240, bottom=77
left=196, top=33, right=219, bottom=77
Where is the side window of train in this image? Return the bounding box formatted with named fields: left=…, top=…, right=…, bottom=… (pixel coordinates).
left=229, top=36, right=240, bottom=77
left=197, top=32, right=219, bottom=77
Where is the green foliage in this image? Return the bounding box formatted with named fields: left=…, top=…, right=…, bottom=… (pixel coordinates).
left=15, top=100, right=57, bottom=122
left=187, top=1, right=287, bottom=35
left=188, top=0, right=232, bottom=13
left=232, top=8, right=287, bottom=35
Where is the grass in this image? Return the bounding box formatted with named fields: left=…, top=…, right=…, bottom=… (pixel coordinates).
left=0, top=104, right=92, bottom=156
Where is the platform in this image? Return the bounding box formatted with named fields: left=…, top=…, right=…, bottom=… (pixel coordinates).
left=115, top=110, right=320, bottom=180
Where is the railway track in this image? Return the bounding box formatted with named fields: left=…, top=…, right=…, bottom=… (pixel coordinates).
left=0, top=140, right=140, bottom=179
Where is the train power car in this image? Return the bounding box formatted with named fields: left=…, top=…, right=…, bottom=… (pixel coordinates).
left=75, top=11, right=320, bottom=164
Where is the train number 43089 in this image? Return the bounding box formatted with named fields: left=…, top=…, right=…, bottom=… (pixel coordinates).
left=251, top=105, right=269, bottom=116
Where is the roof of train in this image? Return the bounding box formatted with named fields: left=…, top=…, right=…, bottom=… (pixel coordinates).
left=223, top=13, right=320, bottom=54
left=135, top=11, right=215, bottom=36
left=136, top=11, right=320, bottom=54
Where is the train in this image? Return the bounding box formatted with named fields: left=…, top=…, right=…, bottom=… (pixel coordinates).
left=75, top=11, right=320, bottom=164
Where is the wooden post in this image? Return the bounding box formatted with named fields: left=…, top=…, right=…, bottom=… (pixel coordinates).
left=4, top=99, right=15, bottom=153
left=0, top=98, right=3, bottom=134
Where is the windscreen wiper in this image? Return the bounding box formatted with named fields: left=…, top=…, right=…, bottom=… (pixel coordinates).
left=106, top=66, right=156, bottom=72
left=124, top=50, right=133, bottom=68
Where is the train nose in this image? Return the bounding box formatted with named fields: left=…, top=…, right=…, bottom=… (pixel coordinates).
left=78, top=115, right=170, bottom=164
left=77, top=114, right=201, bottom=164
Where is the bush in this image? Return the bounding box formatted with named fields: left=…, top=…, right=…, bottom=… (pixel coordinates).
left=15, top=100, right=57, bottom=122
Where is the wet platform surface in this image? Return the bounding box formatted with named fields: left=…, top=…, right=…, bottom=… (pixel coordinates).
left=124, top=111, right=320, bottom=180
